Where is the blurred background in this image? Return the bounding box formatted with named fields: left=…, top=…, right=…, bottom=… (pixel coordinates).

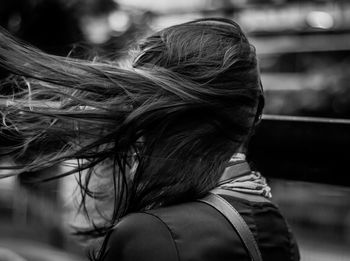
left=1, top=0, right=350, bottom=260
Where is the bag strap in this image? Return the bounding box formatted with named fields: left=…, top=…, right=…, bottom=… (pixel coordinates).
left=198, top=193, right=263, bottom=261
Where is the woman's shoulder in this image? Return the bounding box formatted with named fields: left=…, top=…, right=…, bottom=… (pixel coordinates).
left=104, top=212, right=178, bottom=261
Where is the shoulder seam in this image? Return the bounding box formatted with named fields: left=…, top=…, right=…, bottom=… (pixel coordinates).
left=143, top=211, right=181, bottom=261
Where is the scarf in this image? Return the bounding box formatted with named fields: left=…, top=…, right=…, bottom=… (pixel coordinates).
left=217, top=154, right=272, bottom=199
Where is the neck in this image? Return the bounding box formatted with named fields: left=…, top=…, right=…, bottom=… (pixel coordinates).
left=229, top=152, right=246, bottom=163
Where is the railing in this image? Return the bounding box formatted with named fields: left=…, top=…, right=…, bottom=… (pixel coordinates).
left=250, top=114, right=350, bottom=187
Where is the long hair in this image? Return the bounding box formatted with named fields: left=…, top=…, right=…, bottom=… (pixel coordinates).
left=0, top=18, right=263, bottom=259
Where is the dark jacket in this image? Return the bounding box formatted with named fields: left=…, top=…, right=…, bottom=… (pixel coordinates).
left=104, top=191, right=300, bottom=261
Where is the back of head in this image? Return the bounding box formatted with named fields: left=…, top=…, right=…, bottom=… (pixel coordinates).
left=128, top=18, right=263, bottom=209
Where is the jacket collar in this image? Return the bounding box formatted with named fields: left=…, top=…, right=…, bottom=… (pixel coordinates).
left=219, top=160, right=251, bottom=182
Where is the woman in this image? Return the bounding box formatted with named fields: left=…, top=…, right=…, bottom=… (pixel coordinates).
left=0, top=18, right=299, bottom=260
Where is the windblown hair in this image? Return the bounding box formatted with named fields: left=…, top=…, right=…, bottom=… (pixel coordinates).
left=0, top=18, right=263, bottom=259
